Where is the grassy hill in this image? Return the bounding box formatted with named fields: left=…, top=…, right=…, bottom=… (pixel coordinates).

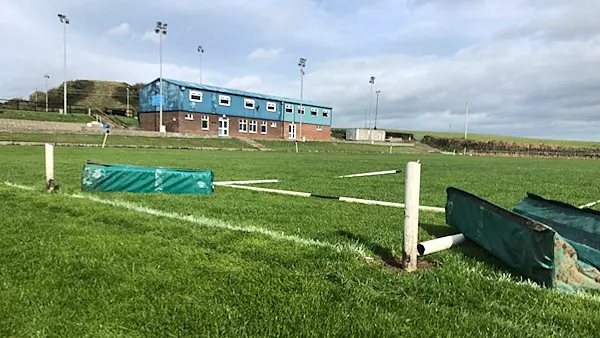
left=25, top=80, right=144, bottom=113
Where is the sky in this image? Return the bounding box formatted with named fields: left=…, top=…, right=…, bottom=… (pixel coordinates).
left=1, top=0, right=600, bottom=140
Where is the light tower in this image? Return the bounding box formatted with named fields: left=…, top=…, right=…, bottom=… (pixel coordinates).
left=155, top=21, right=167, bottom=133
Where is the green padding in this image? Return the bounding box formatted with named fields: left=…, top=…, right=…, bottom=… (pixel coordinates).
left=445, top=187, right=556, bottom=288
left=445, top=187, right=600, bottom=293
left=81, top=162, right=214, bottom=195
left=513, top=193, right=600, bottom=271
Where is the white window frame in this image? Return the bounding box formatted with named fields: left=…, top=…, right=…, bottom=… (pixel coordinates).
left=297, top=106, right=305, bottom=115
left=249, top=120, right=258, bottom=134
left=239, top=119, right=248, bottom=132
left=201, top=115, right=209, bottom=130
left=244, top=98, right=255, bottom=110
left=285, top=104, right=294, bottom=114
left=219, top=95, right=231, bottom=107
left=311, top=108, right=318, bottom=116
left=322, top=109, right=330, bottom=118
left=266, top=102, right=277, bottom=112
left=189, top=91, right=203, bottom=103
left=184, top=113, right=194, bottom=121
left=271, top=122, right=278, bottom=128
left=261, top=121, right=267, bottom=134
left=316, top=125, right=323, bottom=131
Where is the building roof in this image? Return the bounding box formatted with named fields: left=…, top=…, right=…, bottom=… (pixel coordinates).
left=155, top=78, right=332, bottom=109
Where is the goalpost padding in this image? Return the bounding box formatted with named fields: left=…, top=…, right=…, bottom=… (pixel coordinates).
left=81, top=161, right=215, bottom=195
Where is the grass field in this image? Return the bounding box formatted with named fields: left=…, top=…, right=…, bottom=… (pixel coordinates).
left=387, top=129, right=600, bottom=148
left=260, top=140, right=433, bottom=153
left=0, top=109, right=95, bottom=123
left=2, top=146, right=600, bottom=337
left=0, top=132, right=252, bottom=149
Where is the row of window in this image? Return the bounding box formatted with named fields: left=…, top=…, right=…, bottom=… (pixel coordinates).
left=183, top=114, right=323, bottom=133
left=188, top=90, right=330, bottom=118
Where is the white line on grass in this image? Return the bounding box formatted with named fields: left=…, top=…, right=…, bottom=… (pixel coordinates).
left=579, top=200, right=600, bottom=209
left=8, top=181, right=600, bottom=299
left=3, top=181, right=367, bottom=257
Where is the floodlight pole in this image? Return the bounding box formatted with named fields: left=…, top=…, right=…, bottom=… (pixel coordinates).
left=126, top=86, right=130, bottom=114
left=198, top=45, right=204, bottom=84
left=374, top=90, right=381, bottom=130
left=44, top=74, right=49, bottom=112
left=155, top=21, right=168, bottom=133
left=58, top=14, right=69, bottom=115
left=368, top=76, right=375, bottom=144
left=298, top=57, right=306, bottom=142
left=464, top=100, right=469, bottom=139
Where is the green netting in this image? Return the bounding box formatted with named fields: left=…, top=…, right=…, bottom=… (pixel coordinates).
left=81, top=162, right=214, bottom=195
left=445, top=187, right=600, bottom=293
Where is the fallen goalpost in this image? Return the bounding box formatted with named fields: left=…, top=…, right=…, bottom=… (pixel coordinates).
left=43, top=143, right=465, bottom=269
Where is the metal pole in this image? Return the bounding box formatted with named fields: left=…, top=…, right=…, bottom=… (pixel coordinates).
left=374, top=90, right=380, bottom=130
left=63, top=20, right=67, bottom=115
left=464, top=100, right=469, bottom=139
left=45, top=76, right=49, bottom=112
left=126, top=87, right=130, bottom=114
left=159, top=32, right=163, bottom=133
left=368, top=77, right=374, bottom=144
left=199, top=46, right=203, bottom=84
left=299, top=70, right=303, bottom=141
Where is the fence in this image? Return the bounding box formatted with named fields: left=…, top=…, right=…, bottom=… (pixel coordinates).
left=0, top=98, right=89, bottom=115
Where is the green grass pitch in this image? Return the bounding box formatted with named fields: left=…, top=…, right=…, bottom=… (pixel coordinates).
left=1, top=145, right=600, bottom=337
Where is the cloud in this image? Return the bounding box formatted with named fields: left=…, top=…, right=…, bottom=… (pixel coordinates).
left=105, top=22, right=132, bottom=36
left=2, top=0, right=600, bottom=141
left=141, top=30, right=162, bottom=43
left=247, top=48, right=282, bottom=61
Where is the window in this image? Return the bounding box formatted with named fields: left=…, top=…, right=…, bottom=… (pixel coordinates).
left=244, top=98, right=255, bottom=110
left=184, top=113, right=194, bottom=120
left=316, top=125, right=323, bottom=131
left=297, top=106, right=305, bottom=115
left=219, top=95, right=231, bottom=106
left=249, top=120, right=257, bottom=133
left=322, top=109, right=330, bottom=118
left=261, top=121, right=267, bottom=134
left=285, top=104, right=293, bottom=114
left=271, top=122, right=278, bottom=128
left=266, top=102, right=277, bottom=112
left=239, top=119, right=247, bottom=132
left=311, top=108, right=318, bottom=116
left=189, top=91, right=203, bottom=102
left=201, top=115, right=209, bottom=130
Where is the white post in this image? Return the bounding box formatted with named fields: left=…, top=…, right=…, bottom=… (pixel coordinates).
left=102, top=131, right=109, bottom=148
left=402, top=161, right=421, bottom=271
left=45, top=143, right=55, bottom=193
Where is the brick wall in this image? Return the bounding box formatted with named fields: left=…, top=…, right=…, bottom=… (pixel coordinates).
left=139, top=112, right=180, bottom=132
left=141, top=112, right=331, bottom=141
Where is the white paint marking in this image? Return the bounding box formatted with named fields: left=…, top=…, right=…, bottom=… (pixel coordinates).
left=3, top=182, right=367, bottom=257
left=579, top=200, right=600, bottom=209
left=337, top=170, right=401, bottom=178
left=214, top=179, right=279, bottom=186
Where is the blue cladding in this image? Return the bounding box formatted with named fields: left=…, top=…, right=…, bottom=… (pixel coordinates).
left=139, top=78, right=333, bottom=126
left=139, top=80, right=184, bottom=112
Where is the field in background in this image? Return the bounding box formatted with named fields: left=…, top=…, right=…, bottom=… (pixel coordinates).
left=259, top=140, right=432, bottom=153
left=0, top=132, right=251, bottom=149
left=0, top=109, right=95, bottom=124
left=1, top=145, right=600, bottom=337
left=386, top=129, right=600, bottom=148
